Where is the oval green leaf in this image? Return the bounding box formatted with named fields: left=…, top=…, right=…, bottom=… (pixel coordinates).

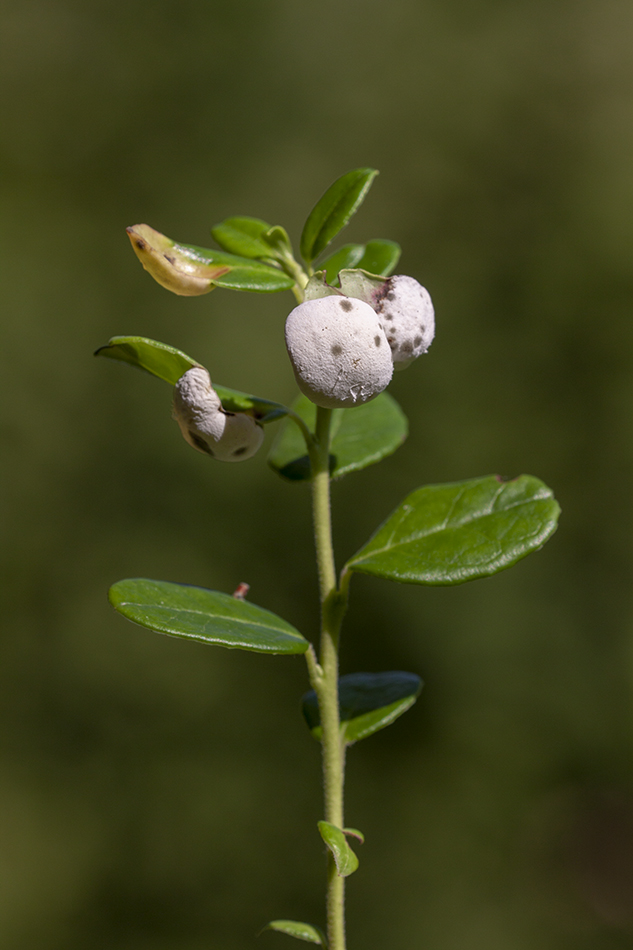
left=356, top=239, right=401, bottom=277
left=300, top=168, right=378, bottom=264
left=262, top=921, right=327, bottom=946
left=320, top=244, right=365, bottom=284
left=268, top=393, right=408, bottom=482
left=174, top=241, right=295, bottom=292
left=109, top=579, right=309, bottom=654
left=211, top=216, right=275, bottom=259
left=346, top=475, right=561, bottom=586
left=95, top=336, right=198, bottom=384
left=317, top=821, right=359, bottom=877
left=302, top=671, right=422, bottom=743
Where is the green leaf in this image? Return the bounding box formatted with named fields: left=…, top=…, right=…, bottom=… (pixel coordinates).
left=302, top=671, right=422, bottom=743
left=95, top=336, right=198, bottom=385
left=319, top=244, right=365, bottom=284
left=346, top=475, right=561, bottom=586
left=213, top=385, right=289, bottom=423
left=356, top=239, right=401, bottom=277
left=317, top=821, right=359, bottom=877
left=109, top=579, right=309, bottom=654
left=262, top=225, right=293, bottom=257
left=174, top=240, right=295, bottom=292
left=262, top=921, right=327, bottom=946
left=95, top=337, right=289, bottom=423
left=300, top=168, right=379, bottom=264
left=268, top=393, right=408, bottom=481
left=343, top=828, right=365, bottom=844
left=211, top=216, right=274, bottom=259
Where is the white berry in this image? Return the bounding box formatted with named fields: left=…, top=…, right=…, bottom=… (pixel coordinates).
left=372, top=275, right=435, bottom=370
left=173, top=367, right=264, bottom=461
left=284, top=296, right=393, bottom=409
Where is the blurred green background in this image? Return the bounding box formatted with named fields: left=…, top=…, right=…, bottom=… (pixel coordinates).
left=1, top=0, right=633, bottom=947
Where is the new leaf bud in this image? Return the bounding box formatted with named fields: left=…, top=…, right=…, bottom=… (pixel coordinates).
left=284, top=296, right=393, bottom=409
left=173, top=367, right=264, bottom=461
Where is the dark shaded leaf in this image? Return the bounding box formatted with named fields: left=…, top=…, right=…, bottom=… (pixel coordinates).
left=302, top=671, right=422, bottom=743
left=267, top=393, right=407, bottom=481
left=346, top=475, right=561, bottom=585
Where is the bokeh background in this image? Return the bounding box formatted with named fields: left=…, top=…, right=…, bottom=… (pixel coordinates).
left=1, top=0, right=633, bottom=947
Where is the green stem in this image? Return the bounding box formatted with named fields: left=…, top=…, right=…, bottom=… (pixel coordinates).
left=279, top=253, right=308, bottom=303
left=286, top=409, right=314, bottom=451
left=307, top=406, right=349, bottom=950
left=311, top=408, right=336, bottom=603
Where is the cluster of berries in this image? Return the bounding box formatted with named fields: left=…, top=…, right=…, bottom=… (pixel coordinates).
left=173, top=274, right=434, bottom=460
left=285, top=275, right=434, bottom=408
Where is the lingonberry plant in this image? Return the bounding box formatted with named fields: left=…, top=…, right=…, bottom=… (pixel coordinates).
left=95, top=168, right=560, bottom=950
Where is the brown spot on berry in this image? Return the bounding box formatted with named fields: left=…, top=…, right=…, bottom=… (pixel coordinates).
left=339, top=299, right=353, bottom=312
left=401, top=339, right=414, bottom=353
left=233, top=446, right=248, bottom=457
left=374, top=336, right=382, bottom=347
left=414, top=335, right=422, bottom=346
left=331, top=344, right=343, bottom=356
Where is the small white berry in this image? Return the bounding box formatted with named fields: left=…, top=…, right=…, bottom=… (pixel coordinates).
left=371, top=275, right=435, bottom=370
left=284, top=296, right=393, bottom=409
left=173, top=367, right=264, bottom=461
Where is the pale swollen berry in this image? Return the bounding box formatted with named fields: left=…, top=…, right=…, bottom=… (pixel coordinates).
left=172, top=367, right=264, bottom=461
left=371, top=275, right=435, bottom=370
left=284, top=296, right=393, bottom=409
